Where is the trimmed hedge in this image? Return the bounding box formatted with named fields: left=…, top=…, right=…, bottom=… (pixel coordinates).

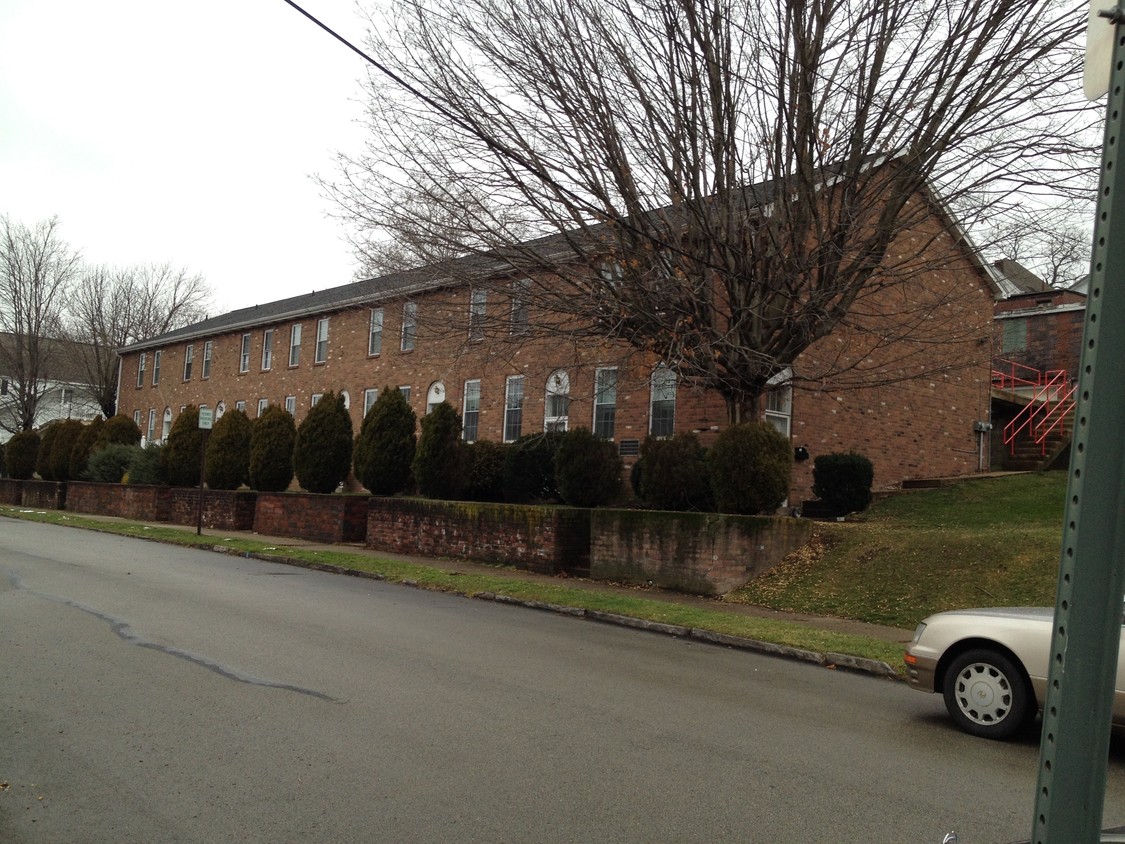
left=638, top=433, right=712, bottom=511
left=354, top=387, right=416, bottom=495
left=249, top=405, right=296, bottom=492
left=812, top=452, right=874, bottom=515
left=5, top=430, right=40, bottom=480
left=205, top=408, right=252, bottom=490
left=162, top=405, right=203, bottom=487
left=413, top=401, right=465, bottom=499
left=555, top=428, right=622, bottom=507
left=294, top=391, right=354, bottom=494
left=503, top=431, right=563, bottom=503
left=707, top=421, right=792, bottom=515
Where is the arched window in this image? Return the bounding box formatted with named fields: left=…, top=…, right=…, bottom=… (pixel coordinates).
left=544, top=370, right=569, bottom=432
left=649, top=365, right=676, bottom=437
left=764, top=368, right=793, bottom=438
left=340, top=390, right=351, bottom=410
left=426, top=381, right=445, bottom=415
left=161, top=407, right=173, bottom=442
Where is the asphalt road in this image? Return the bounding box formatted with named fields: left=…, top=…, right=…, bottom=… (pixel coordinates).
left=4, top=519, right=1125, bottom=843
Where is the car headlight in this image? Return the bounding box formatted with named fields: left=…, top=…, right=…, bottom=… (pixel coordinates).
left=911, top=622, right=927, bottom=645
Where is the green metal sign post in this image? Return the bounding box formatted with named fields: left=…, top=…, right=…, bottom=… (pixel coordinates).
left=1033, top=9, right=1125, bottom=842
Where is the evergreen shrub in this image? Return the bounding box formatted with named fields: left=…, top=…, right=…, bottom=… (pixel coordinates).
left=812, top=452, right=874, bottom=515
left=84, top=443, right=139, bottom=483
left=463, top=440, right=508, bottom=502
left=354, top=387, right=416, bottom=495
left=6, top=430, right=40, bottom=480
left=36, top=423, right=61, bottom=480
left=707, top=421, right=792, bottom=515
left=638, top=433, right=713, bottom=511
left=125, top=444, right=165, bottom=485
left=48, top=419, right=85, bottom=482
left=96, top=414, right=142, bottom=449
left=161, top=405, right=203, bottom=487
left=249, top=405, right=296, bottom=492
left=204, top=408, right=252, bottom=490
left=554, top=428, right=622, bottom=507
left=412, top=401, right=465, bottom=500
left=69, top=416, right=105, bottom=480
left=294, top=392, right=353, bottom=494
left=503, top=431, right=563, bottom=503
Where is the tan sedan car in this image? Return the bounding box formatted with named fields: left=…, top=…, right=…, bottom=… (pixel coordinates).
left=904, top=607, right=1125, bottom=740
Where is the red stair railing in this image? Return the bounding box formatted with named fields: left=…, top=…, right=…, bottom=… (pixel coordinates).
left=997, top=360, right=1077, bottom=456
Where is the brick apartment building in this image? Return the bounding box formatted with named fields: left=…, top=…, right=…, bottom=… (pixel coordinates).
left=116, top=191, right=999, bottom=505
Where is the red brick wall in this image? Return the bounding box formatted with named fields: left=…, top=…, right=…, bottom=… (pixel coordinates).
left=994, top=307, right=1085, bottom=380
left=67, top=482, right=172, bottom=521
left=117, top=199, right=994, bottom=504
left=253, top=492, right=368, bottom=543
left=167, top=488, right=257, bottom=531
left=0, top=479, right=20, bottom=505
left=590, top=510, right=812, bottom=595
left=366, top=498, right=591, bottom=575
left=20, top=480, right=66, bottom=510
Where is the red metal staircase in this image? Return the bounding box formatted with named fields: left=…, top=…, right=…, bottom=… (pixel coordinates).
left=993, top=359, right=1077, bottom=471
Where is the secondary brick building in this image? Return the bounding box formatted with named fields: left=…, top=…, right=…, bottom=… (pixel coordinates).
left=117, top=190, right=998, bottom=505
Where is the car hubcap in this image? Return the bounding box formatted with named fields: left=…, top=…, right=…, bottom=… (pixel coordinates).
left=954, top=662, right=1012, bottom=725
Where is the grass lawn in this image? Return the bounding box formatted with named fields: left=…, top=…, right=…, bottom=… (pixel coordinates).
left=728, top=472, right=1067, bottom=629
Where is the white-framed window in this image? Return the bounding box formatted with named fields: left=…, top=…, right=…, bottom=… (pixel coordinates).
left=340, top=390, right=350, bottom=410
left=426, top=381, right=445, bottom=415
left=544, top=369, right=569, bottom=432
left=764, top=368, right=793, bottom=438
left=161, top=407, right=172, bottom=441
left=649, top=365, right=677, bottom=438
left=215, top=401, right=226, bottom=419
left=201, top=341, right=212, bottom=379
left=239, top=334, right=251, bottom=373
left=61, top=387, right=74, bottom=407
left=368, top=308, right=383, bottom=356
left=510, top=279, right=530, bottom=334
left=315, top=318, right=329, bottom=364
left=311, top=393, right=323, bottom=407
left=503, top=375, right=524, bottom=442
left=146, top=409, right=156, bottom=442
left=257, top=398, right=269, bottom=417
left=284, top=395, right=296, bottom=415
left=152, top=350, right=162, bottom=385
left=363, top=388, right=379, bottom=417
left=398, top=385, right=411, bottom=403
left=235, top=400, right=246, bottom=413
left=469, top=289, right=487, bottom=341
left=261, top=328, right=274, bottom=370
left=289, top=324, right=302, bottom=367
left=136, top=353, right=146, bottom=388
left=593, top=367, right=617, bottom=439
left=183, top=344, right=194, bottom=381
left=401, top=301, right=417, bottom=351
left=133, top=409, right=141, bottom=426
left=462, top=379, right=480, bottom=442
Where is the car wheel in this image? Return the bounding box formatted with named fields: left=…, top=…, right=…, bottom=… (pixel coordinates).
left=942, top=648, right=1033, bottom=740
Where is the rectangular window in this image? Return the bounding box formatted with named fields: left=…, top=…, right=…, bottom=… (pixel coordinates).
left=201, top=341, right=212, bottom=379
left=594, top=367, right=617, bottom=439
left=239, top=334, right=251, bottom=373
left=261, top=329, right=274, bottom=370
left=152, top=350, right=162, bottom=385
left=368, top=308, right=383, bottom=356
left=257, top=398, right=269, bottom=417
left=133, top=409, right=141, bottom=426
left=183, top=344, right=194, bottom=381
left=235, top=400, right=246, bottom=413
left=510, top=279, right=530, bottom=334
left=289, top=324, right=302, bottom=367
left=462, top=379, right=481, bottom=442
left=469, top=289, right=486, bottom=341
left=147, top=409, right=156, bottom=442
left=311, top=393, right=323, bottom=407
left=61, top=387, right=74, bottom=406
left=137, top=353, right=146, bottom=388
left=363, top=388, right=379, bottom=417
left=503, top=375, right=524, bottom=442
left=649, top=366, right=677, bottom=438
left=401, top=302, right=417, bottom=351
left=1002, top=317, right=1028, bottom=353
left=315, top=318, right=329, bottom=364
left=285, top=395, right=296, bottom=415
left=398, top=385, right=411, bottom=403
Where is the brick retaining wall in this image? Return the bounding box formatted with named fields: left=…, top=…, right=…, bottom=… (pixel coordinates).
left=254, top=492, right=369, bottom=543
left=590, top=510, right=813, bottom=595
left=20, top=480, right=66, bottom=510
left=0, top=479, right=21, bottom=505
left=67, top=482, right=173, bottom=522
left=167, top=488, right=257, bottom=531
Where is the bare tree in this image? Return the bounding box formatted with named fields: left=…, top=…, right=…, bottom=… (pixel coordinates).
left=327, top=0, right=1097, bottom=421
left=65, top=262, right=212, bottom=417
left=987, top=205, right=1091, bottom=290
left=0, top=215, right=82, bottom=433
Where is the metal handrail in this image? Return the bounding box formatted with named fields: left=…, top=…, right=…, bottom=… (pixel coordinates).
left=1003, top=368, right=1076, bottom=456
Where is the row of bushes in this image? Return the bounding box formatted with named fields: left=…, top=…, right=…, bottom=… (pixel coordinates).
left=3, top=390, right=873, bottom=515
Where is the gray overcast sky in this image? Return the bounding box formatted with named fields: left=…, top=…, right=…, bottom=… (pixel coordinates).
left=0, top=0, right=371, bottom=315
